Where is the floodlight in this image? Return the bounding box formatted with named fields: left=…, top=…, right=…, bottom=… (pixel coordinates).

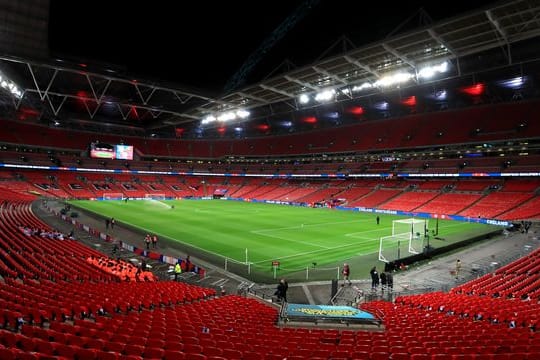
left=236, top=110, right=250, bottom=118
left=435, top=90, right=447, bottom=100
left=418, top=61, right=449, bottom=79
left=374, top=72, right=413, bottom=87
left=202, top=115, right=216, bottom=125
left=352, top=82, right=373, bottom=92
left=498, top=76, right=525, bottom=89
left=299, top=94, right=310, bottom=104
left=216, top=112, right=234, bottom=122
left=314, top=89, right=335, bottom=102
left=374, top=101, right=388, bottom=110
left=418, top=67, right=435, bottom=79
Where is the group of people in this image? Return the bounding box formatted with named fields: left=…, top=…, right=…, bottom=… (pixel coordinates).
left=105, top=217, right=116, bottom=230
left=173, top=256, right=193, bottom=281
left=370, top=266, right=393, bottom=291
left=144, top=234, right=159, bottom=249
left=19, top=225, right=74, bottom=241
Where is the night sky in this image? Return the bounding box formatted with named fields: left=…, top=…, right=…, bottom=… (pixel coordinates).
left=48, top=0, right=496, bottom=92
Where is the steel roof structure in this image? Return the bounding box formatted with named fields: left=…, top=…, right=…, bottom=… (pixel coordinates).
left=0, top=0, right=539, bottom=134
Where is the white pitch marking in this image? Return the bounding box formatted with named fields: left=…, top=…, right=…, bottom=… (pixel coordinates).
left=253, top=237, right=376, bottom=264
left=254, top=232, right=330, bottom=249
left=251, top=218, right=374, bottom=234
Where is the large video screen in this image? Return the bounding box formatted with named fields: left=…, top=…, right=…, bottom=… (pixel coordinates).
left=115, top=144, right=134, bottom=160
left=90, top=142, right=134, bottom=160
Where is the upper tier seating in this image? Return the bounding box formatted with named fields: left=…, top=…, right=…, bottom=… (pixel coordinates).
left=1, top=100, right=540, bottom=157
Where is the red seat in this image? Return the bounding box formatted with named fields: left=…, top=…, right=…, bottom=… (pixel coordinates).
left=163, top=350, right=186, bottom=360
left=104, top=342, right=125, bottom=353
left=121, top=356, right=143, bottom=360
left=410, top=355, right=430, bottom=360
left=16, top=353, right=39, bottom=360
left=124, top=344, right=145, bottom=356
left=55, top=343, right=78, bottom=358
left=18, top=336, right=37, bottom=352
left=371, top=352, right=390, bottom=360
left=203, top=347, right=223, bottom=357
left=184, top=354, right=207, bottom=360
left=183, top=343, right=203, bottom=354
left=0, top=348, right=16, bottom=360
left=221, top=348, right=242, bottom=359
left=76, top=348, right=98, bottom=360
left=95, top=350, right=119, bottom=360
left=242, top=351, right=264, bottom=360
left=392, top=353, right=411, bottom=360
left=164, top=342, right=184, bottom=352
left=143, top=347, right=164, bottom=359
left=34, top=339, right=56, bottom=355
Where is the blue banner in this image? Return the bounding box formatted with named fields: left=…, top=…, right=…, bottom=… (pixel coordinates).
left=285, top=304, right=375, bottom=320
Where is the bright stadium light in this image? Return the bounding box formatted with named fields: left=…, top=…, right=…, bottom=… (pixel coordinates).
left=435, top=90, right=447, bottom=101
left=281, top=121, right=292, bottom=127
left=498, top=76, right=526, bottom=89
left=0, top=70, right=23, bottom=98
left=374, top=72, right=413, bottom=87
left=314, top=89, right=335, bottom=102
left=418, top=61, right=449, bottom=79
left=299, top=93, right=310, bottom=104
left=217, top=112, right=236, bottom=122
left=352, top=82, right=373, bottom=92
left=201, top=108, right=251, bottom=125
left=201, top=115, right=216, bottom=125
left=236, top=109, right=250, bottom=118
left=374, top=101, right=388, bottom=110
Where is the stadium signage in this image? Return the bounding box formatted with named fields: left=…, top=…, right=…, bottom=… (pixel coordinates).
left=485, top=219, right=510, bottom=226
left=286, top=304, right=375, bottom=320
left=2, top=163, right=540, bottom=179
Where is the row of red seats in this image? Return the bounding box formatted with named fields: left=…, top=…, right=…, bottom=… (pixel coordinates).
left=454, top=247, right=540, bottom=299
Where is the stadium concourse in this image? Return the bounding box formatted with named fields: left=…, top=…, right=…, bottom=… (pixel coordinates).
left=35, top=198, right=540, bottom=306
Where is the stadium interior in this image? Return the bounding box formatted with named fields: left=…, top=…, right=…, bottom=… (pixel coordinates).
left=1, top=0, right=540, bottom=359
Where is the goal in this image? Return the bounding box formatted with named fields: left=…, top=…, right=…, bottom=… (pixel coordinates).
left=378, top=218, right=428, bottom=263
left=102, top=193, right=124, bottom=200
left=378, top=233, right=411, bottom=263
left=144, top=193, right=166, bottom=200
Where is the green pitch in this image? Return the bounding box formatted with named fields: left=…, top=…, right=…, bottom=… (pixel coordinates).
left=70, top=199, right=499, bottom=282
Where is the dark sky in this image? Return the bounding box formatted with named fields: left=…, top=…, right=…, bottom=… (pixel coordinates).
left=49, top=0, right=496, bottom=93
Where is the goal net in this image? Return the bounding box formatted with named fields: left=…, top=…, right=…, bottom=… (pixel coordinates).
left=145, top=193, right=166, bottom=200
left=102, top=193, right=124, bottom=200
left=379, top=218, right=428, bottom=263
left=378, top=233, right=411, bottom=263
left=393, top=218, right=428, bottom=255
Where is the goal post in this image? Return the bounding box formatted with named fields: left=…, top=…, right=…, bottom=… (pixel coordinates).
left=378, top=233, right=410, bottom=263
left=102, top=193, right=124, bottom=200
left=379, top=218, right=429, bottom=262
left=392, top=218, right=428, bottom=255
left=144, top=193, right=166, bottom=200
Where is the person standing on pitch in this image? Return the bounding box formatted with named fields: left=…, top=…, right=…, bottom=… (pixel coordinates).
left=342, top=263, right=351, bottom=286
